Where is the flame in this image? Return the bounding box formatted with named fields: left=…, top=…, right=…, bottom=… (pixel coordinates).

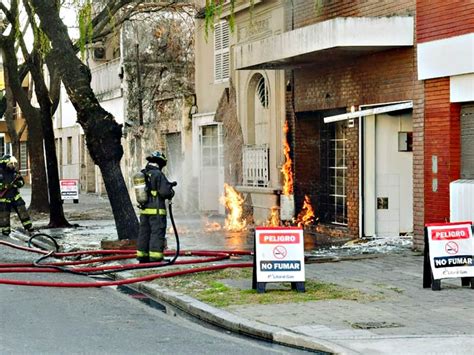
left=266, top=206, right=281, bottom=227
left=281, top=121, right=294, bottom=195
left=220, top=183, right=247, bottom=232
left=295, top=195, right=315, bottom=227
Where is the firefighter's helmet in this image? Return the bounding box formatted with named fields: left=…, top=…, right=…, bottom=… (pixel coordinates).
left=146, top=151, right=167, bottom=167
left=1, top=155, right=18, bottom=168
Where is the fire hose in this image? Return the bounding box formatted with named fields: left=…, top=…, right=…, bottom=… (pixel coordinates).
left=0, top=201, right=253, bottom=287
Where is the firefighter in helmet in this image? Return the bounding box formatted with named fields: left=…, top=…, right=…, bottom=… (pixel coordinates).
left=0, top=155, right=33, bottom=236
left=136, top=151, right=176, bottom=263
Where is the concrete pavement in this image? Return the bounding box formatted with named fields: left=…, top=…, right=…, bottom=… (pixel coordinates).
left=9, top=189, right=474, bottom=354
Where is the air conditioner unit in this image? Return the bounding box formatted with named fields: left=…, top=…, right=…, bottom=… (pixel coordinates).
left=450, top=179, right=474, bottom=222
left=93, top=46, right=107, bottom=61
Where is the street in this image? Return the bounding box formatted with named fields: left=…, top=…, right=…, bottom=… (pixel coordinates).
left=0, top=271, right=309, bottom=355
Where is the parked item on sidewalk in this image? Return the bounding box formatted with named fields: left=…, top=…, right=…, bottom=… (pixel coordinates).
left=136, top=151, right=176, bottom=263
left=0, top=155, right=33, bottom=236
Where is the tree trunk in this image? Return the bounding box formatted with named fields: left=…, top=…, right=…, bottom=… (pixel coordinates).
left=27, top=114, right=49, bottom=213
left=32, top=0, right=139, bottom=239
left=29, top=46, right=71, bottom=227
left=0, top=40, right=49, bottom=213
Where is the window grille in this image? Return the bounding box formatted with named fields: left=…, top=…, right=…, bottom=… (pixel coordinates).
left=256, top=76, right=269, bottom=108
left=329, top=123, right=347, bottom=225
left=243, top=144, right=269, bottom=187
left=20, top=141, right=28, bottom=172
left=214, top=21, right=230, bottom=83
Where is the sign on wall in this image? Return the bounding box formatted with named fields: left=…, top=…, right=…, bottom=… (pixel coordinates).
left=426, top=222, right=474, bottom=280
left=60, top=179, right=79, bottom=203
left=254, top=227, right=305, bottom=292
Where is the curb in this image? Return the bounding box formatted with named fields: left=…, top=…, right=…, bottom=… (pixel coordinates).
left=116, top=271, right=357, bottom=355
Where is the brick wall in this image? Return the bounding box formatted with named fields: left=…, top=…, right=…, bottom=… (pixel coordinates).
left=415, top=0, right=473, bottom=250
left=294, top=48, right=417, bottom=112
left=285, top=0, right=414, bottom=30
left=215, top=80, right=243, bottom=186
left=281, top=0, right=426, bottom=244
left=417, top=0, right=474, bottom=43
left=423, top=78, right=461, bottom=223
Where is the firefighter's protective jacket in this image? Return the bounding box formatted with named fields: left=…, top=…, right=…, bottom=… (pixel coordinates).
left=0, top=167, right=25, bottom=201
left=139, top=163, right=174, bottom=216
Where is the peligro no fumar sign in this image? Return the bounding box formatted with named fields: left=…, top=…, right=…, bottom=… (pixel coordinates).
left=426, top=222, right=474, bottom=280
left=255, top=227, right=305, bottom=283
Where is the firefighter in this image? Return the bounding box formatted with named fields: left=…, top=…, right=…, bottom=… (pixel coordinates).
left=0, top=155, right=33, bottom=236
left=136, top=151, right=176, bottom=263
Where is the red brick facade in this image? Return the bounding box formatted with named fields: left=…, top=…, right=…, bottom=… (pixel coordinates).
left=416, top=0, right=473, bottom=250
left=284, top=0, right=423, bottom=241
left=423, top=78, right=461, bottom=223
left=417, top=0, right=474, bottom=43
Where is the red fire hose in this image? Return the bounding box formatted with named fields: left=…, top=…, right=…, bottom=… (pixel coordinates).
left=0, top=239, right=253, bottom=288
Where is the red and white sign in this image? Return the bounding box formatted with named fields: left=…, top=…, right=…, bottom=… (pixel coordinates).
left=60, top=179, right=79, bottom=200
left=426, top=222, right=474, bottom=280
left=255, top=227, right=305, bottom=283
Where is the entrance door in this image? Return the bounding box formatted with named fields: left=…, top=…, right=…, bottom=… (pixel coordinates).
left=199, top=124, right=224, bottom=212
left=364, top=113, right=413, bottom=236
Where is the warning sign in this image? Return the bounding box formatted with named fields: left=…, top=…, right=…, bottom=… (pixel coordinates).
left=426, top=222, right=474, bottom=280
left=255, top=227, right=305, bottom=283
left=60, top=179, right=79, bottom=201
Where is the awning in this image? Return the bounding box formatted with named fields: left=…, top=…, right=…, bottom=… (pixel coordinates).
left=234, top=17, right=414, bottom=70
left=323, top=101, right=413, bottom=124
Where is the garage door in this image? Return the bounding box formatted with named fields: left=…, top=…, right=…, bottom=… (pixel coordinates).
left=461, top=104, right=474, bottom=179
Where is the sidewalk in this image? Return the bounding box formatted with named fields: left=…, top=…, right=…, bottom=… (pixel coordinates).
left=17, top=190, right=474, bottom=354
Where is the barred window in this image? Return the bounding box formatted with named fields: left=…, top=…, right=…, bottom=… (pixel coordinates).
left=20, top=141, right=28, bottom=173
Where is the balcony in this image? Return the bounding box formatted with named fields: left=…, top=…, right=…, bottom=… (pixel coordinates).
left=90, top=58, right=122, bottom=101
left=243, top=144, right=269, bottom=187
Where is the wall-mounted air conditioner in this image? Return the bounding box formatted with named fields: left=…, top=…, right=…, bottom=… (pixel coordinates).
left=93, top=46, right=107, bottom=61
left=450, top=179, right=474, bottom=222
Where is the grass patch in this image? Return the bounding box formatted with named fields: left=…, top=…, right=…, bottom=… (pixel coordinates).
left=134, top=266, right=379, bottom=308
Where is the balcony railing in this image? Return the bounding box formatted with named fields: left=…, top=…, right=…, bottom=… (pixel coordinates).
left=90, top=58, right=122, bottom=99
left=243, top=144, right=269, bottom=187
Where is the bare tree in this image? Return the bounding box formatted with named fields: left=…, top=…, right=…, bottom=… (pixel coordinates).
left=29, top=0, right=143, bottom=239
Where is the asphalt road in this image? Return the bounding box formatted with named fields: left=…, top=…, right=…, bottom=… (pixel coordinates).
left=0, top=239, right=309, bottom=355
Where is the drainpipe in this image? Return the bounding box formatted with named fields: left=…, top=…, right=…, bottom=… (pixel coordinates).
left=136, top=42, right=143, bottom=126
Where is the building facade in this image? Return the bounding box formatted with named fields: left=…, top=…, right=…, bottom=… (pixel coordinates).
left=232, top=0, right=423, bottom=244
left=416, top=1, right=474, bottom=248
left=54, top=6, right=195, bottom=210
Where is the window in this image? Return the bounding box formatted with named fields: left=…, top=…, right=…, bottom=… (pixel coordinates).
left=320, top=120, right=348, bottom=225
left=200, top=125, right=222, bottom=167
left=67, top=137, right=72, bottom=165
left=329, top=123, right=348, bottom=225
left=256, top=76, right=269, bottom=108
left=0, top=135, right=5, bottom=156
left=214, top=21, right=230, bottom=83
left=56, top=138, right=63, bottom=166
left=20, top=141, right=28, bottom=173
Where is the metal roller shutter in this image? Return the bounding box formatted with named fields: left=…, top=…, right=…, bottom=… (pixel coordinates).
left=461, top=104, right=474, bottom=179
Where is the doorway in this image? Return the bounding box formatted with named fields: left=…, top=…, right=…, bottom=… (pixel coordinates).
left=199, top=124, right=224, bottom=213
left=364, top=112, right=413, bottom=236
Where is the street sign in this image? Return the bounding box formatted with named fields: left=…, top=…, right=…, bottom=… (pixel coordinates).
left=60, top=179, right=80, bottom=203
left=253, top=227, right=305, bottom=293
